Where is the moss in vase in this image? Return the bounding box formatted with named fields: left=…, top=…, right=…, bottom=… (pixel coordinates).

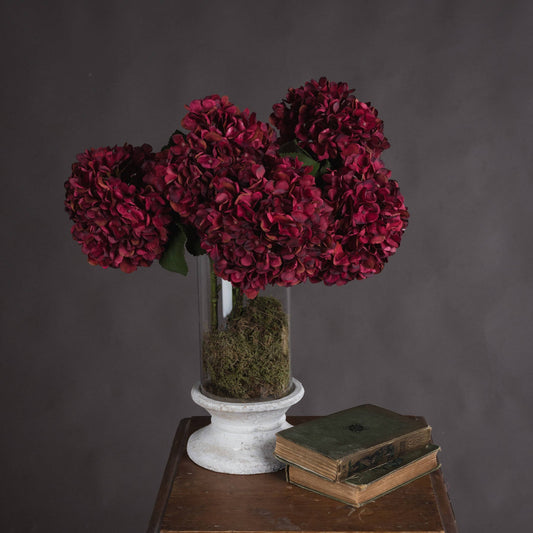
left=202, top=296, right=290, bottom=400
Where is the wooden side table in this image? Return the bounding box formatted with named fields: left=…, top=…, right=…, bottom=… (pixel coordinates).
left=148, top=417, right=457, bottom=533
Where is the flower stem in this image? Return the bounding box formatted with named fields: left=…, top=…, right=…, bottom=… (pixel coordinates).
left=210, top=259, right=218, bottom=331
left=232, top=286, right=244, bottom=316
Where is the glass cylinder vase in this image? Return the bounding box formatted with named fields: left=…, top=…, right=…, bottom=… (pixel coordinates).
left=197, top=255, right=292, bottom=401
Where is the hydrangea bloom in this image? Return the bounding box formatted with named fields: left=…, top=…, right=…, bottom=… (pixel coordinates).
left=270, top=78, right=409, bottom=286
left=64, top=144, right=173, bottom=273
left=196, top=156, right=332, bottom=297
left=313, top=157, right=409, bottom=285
left=271, top=77, right=390, bottom=160
left=66, top=80, right=409, bottom=292
left=148, top=95, right=278, bottom=219
left=146, top=95, right=331, bottom=297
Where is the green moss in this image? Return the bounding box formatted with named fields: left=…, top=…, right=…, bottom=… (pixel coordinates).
left=202, top=296, right=290, bottom=400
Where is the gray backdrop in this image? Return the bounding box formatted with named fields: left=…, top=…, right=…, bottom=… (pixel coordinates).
left=2, top=1, right=532, bottom=531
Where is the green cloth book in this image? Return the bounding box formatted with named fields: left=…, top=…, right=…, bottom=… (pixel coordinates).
left=286, top=443, right=441, bottom=508
left=275, top=404, right=432, bottom=481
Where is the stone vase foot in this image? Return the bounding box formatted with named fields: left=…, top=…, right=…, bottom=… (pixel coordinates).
left=187, top=378, right=304, bottom=474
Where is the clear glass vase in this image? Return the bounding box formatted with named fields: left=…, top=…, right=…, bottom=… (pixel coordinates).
left=197, top=255, right=292, bottom=401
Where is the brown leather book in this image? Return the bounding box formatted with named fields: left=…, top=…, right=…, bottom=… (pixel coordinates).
left=287, top=443, right=440, bottom=507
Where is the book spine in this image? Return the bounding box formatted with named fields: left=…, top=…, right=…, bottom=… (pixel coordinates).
left=338, top=427, right=431, bottom=480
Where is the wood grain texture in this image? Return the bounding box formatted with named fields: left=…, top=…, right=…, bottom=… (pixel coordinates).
left=148, top=417, right=457, bottom=533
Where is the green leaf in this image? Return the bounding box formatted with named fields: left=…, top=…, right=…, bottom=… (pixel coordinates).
left=159, top=225, right=188, bottom=275
left=161, top=129, right=186, bottom=151
left=278, top=140, right=301, bottom=155
left=278, top=141, right=321, bottom=177
left=183, top=224, right=206, bottom=256
left=316, top=159, right=332, bottom=184
left=319, top=159, right=331, bottom=174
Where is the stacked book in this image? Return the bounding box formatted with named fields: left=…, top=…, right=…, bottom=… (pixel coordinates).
left=274, top=404, right=440, bottom=508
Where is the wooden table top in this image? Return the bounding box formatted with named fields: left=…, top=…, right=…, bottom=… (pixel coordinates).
left=148, top=416, right=457, bottom=533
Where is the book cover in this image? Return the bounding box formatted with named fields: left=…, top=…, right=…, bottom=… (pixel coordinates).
left=275, top=404, right=431, bottom=481
left=287, top=444, right=441, bottom=508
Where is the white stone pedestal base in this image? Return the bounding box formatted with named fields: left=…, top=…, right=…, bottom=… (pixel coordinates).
left=187, top=379, right=304, bottom=474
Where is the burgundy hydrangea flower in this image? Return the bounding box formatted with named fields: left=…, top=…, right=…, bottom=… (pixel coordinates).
left=159, top=95, right=278, bottom=220
left=268, top=78, right=408, bottom=286
left=146, top=95, right=331, bottom=297
left=311, top=157, right=409, bottom=285
left=271, top=77, right=390, bottom=161
left=196, top=156, right=332, bottom=297
left=65, top=144, right=173, bottom=273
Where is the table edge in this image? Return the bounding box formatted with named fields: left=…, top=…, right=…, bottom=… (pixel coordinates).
left=147, top=418, right=192, bottom=533
left=430, top=468, right=458, bottom=533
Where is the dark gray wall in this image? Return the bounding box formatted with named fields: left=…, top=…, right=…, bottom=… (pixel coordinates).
left=2, top=1, right=532, bottom=531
